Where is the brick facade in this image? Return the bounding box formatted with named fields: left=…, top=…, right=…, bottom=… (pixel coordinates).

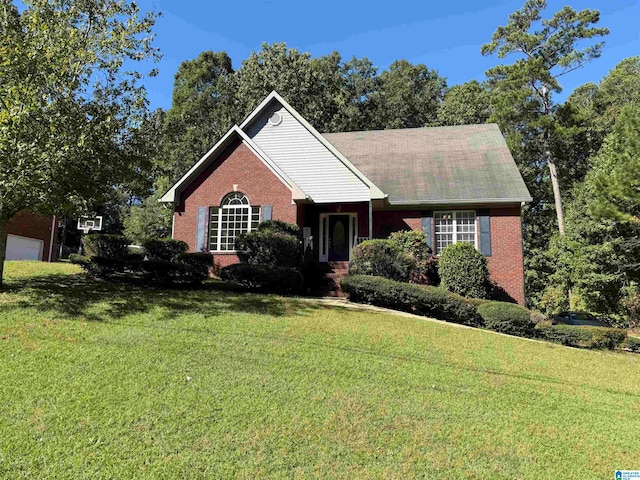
left=172, top=140, right=526, bottom=305
left=486, top=206, right=526, bottom=306
left=5, top=210, right=58, bottom=261
left=172, top=139, right=296, bottom=272
left=368, top=206, right=526, bottom=305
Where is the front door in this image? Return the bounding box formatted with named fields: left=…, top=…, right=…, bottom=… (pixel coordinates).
left=328, top=214, right=350, bottom=261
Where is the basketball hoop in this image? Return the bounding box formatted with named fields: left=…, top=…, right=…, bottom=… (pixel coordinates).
left=77, top=216, right=103, bottom=234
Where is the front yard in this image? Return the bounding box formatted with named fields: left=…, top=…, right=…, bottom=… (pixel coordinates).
left=1, top=262, right=639, bottom=478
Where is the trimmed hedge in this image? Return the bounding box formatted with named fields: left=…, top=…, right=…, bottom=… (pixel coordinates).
left=349, top=240, right=415, bottom=282
left=477, top=301, right=534, bottom=337
left=143, top=238, right=188, bottom=261
left=69, top=253, right=89, bottom=266
left=535, top=324, right=627, bottom=350
left=340, top=275, right=481, bottom=326
left=235, top=231, right=301, bottom=268
left=622, top=336, right=640, bottom=353
left=438, top=242, right=490, bottom=299
left=84, top=234, right=129, bottom=259
left=257, top=220, right=300, bottom=237
left=80, top=252, right=212, bottom=286
left=220, top=263, right=303, bottom=294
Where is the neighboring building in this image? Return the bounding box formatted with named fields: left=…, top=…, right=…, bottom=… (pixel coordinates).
left=5, top=210, right=58, bottom=262
left=161, top=92, right=532, bottom=304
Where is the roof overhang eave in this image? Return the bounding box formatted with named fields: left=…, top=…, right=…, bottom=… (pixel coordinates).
left=387, top=196, right=533, bottom=206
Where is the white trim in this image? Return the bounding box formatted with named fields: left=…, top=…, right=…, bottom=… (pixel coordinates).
left=159, top=126, right=307, bottom=205
left=434, top=210, right=478, bottom=254
left=319, top=212, right=357, bottom=262
left=48, top=215, right=56, bottom=262
left=240, top=91, right=386, bottom=200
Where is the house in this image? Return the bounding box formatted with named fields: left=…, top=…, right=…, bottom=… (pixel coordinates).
left=5, top=210, right=58, bottom=261
left=161, top=92, right=532, bottom=304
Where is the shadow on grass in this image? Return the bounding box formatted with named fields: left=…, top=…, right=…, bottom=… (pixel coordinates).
left=0, top=273, right=324, bottom=323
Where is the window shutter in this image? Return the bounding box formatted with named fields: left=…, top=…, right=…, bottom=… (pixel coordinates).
left=261, top=205, right=273, bottom=222
left=478, top=209, right=492, bottom=256
left=421, top=211, right=433, bottom=253
left=196, top=207, right=208, bottom=252
left=209, top=207, right=219, bottom=251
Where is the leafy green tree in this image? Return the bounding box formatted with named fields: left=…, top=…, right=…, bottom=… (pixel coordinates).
left=589, top=104, right=640, bottom=223
left=162, top=51, right=234, bottom=183
left=337, top=56, right=379, bottom=131
left=482, top=0, right=609, bottom=235
left=0, top=0, right=159, bottom=285
left=123, top=192, right=172, bottom=245
left=438, top=80, right=491, bottom=126
left=370, top=60, right=446, bottom=129
left=593, top=57, right=640, bottom=130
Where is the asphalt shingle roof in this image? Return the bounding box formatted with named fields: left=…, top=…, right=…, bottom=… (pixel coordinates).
left=324, top=124, right=532, bottom=205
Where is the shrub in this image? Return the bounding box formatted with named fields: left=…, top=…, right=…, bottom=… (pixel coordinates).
left=340, top=275, right=481, bottom=326
left=143, top=238, right=188, bottom=262
left=84, top=234, right=129, bottom=259
left=68, top=253, right=89, bottom=266
left=220, top=263, right=303, bottom=294
left=257, top=220, right=300, bottom=237
left=176, top=252, right=213, bottom=277
left=622, top=336, right=640, bottom=353
left=235, top=231, right=301, bottom=269
left=535, top=324, right=627, bottom=350
left=438, top=242, right=490, bottom=299
left=477, top=301, right=534, bottom=337
left=137, top=260, right=208, bottom=286
left=349, top=240, right=415, bottom=282
left=388, top=231, right=439, bottom=285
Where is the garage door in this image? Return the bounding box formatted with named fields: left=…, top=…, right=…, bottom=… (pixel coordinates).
left=6, top=234, right=44, bottom=261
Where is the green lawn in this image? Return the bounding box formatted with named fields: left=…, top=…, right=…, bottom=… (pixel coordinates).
left=1, top=261, right=639, bottom=479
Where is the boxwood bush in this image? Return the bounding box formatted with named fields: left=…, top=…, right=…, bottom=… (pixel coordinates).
left=438, top=242, right=490, bottom=299
left=349, top=240, right=415, bottom=282
left=340, top=275, right=481, bottom=326
left=388, top=231, right=439, bottom=285
left=220, top=263, right=303, bottom=294
left=235, top=231, right=301, bottom=269
left=143, top=238, right=188, bottom=261
left=84, top=234, right=129, bottom=259
left=257, top=220, right=300, bottom=237
left=477, top=301, right=534, bottom=337
left=535, top=324, right=627, bottom=350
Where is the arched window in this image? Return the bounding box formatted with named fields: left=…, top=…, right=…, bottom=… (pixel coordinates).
left=208, top=192, right=260, bottom=251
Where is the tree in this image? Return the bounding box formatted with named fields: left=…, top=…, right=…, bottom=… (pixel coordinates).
left=0, top=0, right=159, bottom=285
left=589, top=104, right=640, bottom=223
left=161, top=51, right=234, bottom=183
left=370, top=60, right=446, bottom=129
left=438, top=80, right=491, bottom=126
left=482, top=0, right=608, bottom=235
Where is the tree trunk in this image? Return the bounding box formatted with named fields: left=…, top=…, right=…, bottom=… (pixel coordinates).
left=0, top=218, right=7, bottom=288
left=547, top=155, right=565, bottom=235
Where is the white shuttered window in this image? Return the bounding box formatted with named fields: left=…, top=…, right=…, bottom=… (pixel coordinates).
left=209, top=192, right=260, bottom=251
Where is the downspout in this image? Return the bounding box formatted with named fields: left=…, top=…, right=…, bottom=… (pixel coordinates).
left=48, top=215, right=56, bottom=262
left=368, top=200, right=373, bottom=240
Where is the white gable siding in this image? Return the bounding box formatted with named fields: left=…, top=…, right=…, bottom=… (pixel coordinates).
left=245, top=102, right=371, bottom=203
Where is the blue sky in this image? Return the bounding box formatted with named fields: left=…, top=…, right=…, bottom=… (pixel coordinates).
left=136, top=0, right=640, bottom=111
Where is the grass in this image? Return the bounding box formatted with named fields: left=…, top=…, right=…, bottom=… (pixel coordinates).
left=1, top=261, right=639, bottom=479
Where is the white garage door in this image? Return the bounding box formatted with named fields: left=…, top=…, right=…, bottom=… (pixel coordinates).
left=6, top=234, right=44, bottom=261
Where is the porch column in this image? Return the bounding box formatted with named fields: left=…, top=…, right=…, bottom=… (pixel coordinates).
left=368, top=200, right=373, bottom=239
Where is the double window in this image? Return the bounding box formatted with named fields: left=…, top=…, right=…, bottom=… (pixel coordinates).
left=209, top=192, right=260, bottom=251
left=434, top=211, right=477, bottom=254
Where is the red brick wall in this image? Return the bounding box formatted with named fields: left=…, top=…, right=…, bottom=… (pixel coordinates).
left=486, top=206, right=526, bottom=306
left=371, top=206, right=526, bottom=305
left=5, top=210, right=58, bottom=261
left=172, top=139, right=296, bottom=272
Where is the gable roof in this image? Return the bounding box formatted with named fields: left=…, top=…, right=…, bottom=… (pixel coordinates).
left=323, top=124, right=532, bottom=205
left=159, top=125, right=307, bottom=204
left=241, top=92, right=386, bottom=201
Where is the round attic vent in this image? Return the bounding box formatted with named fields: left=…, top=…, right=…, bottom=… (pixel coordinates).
left=268, top=111, right=283, bottom=126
